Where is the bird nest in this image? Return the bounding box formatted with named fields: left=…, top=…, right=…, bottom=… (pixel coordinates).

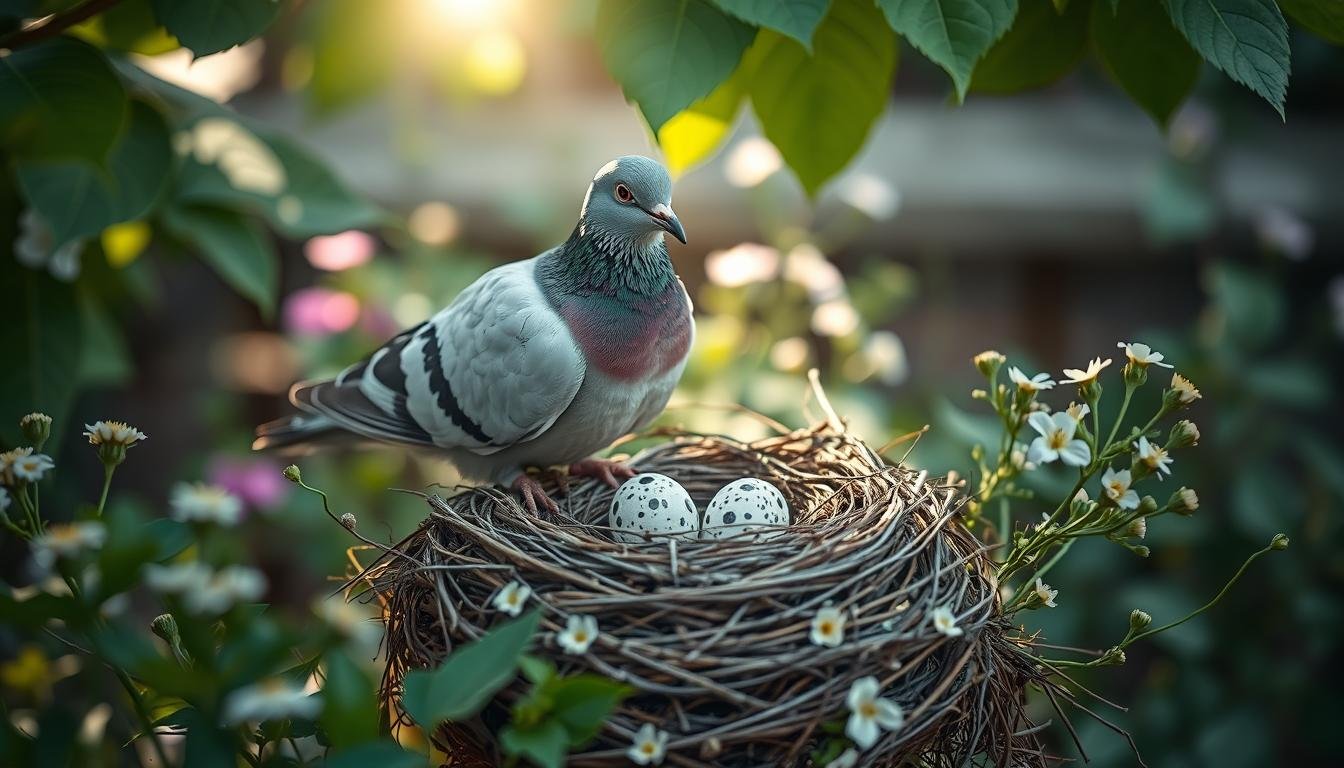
left=363, top=420, right=1051, bottom=767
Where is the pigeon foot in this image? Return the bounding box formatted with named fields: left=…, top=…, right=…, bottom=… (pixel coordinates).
left=511, top=473, right=560, bottom=515
left=568, top=458, right=637, bottom=488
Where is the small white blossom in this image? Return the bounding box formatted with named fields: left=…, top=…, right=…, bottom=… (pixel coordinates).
left=222, top=679, right=322, bottom=725
left=30, top=522, right=107, bottom=569
left=82, top=421, right=148, bottom=448
left=1101, top=467, right=1140, bottom=510
left=931, top=606, right=963, bottom=638
left=1033, top=579, right=1058, bottom=608
left=1117, top=342, right=1173, bottom=369
left=825, top=749, right=859, bottom=768
left=1026, top=412, right=1091, bottom=467
left=492, top=581, right=531, bottom=616
left=556, top=614, right=598, bottom=655
left=845, top=676, right=904, bottom=749
left=1061, top=357, right=1112, bottom=385
left=1170, top=372, right=1202, bottom=404
left=170, top=483, right=243, bottom=525
left=1066, top=402, right=1090, bottom=422
left=1, top=447, right=55, bottom=484
left=626, top=723, right=668, bottom=765
left=144, top=562, right=213, bottom=593
left=186, top=566, right=267, bottom=614
left=1176, top=487, right=1200, bottom=513
left=1134, top=437, right=1174, bottom=478
left=1127, top=517, right=1147, bottom=539
left=810, top=605, right=846, bottom=648
left=1008, top=367, right=1055, bottom=392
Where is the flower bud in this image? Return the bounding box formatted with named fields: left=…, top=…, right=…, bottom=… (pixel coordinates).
left=1079, top=378, right=1103, bottom=405
left=1099, top=647, right=1127, bottom=666
left=1129, top=609, right=1152, bottom=631
left=1168, top=420, right=1200, bottom=448
left=1122, top=361, right=1148, bottom=389
left=1166, top=373, right=1202, bottom=410
left=970, top=388, right=988, bottom=400
left=1131, top=544, right=1150, bottom=558
left=20, top=412, right=52, bottom=451
left=1270, top=533, right=1289, bottom=551
left=973, top=350, right=1006, bottom=379
left=1169, top=487, right=1199, bottom=515
left=340, top=513, right=357, bottom=531
left=1137, top=495, right=1158, bottom=516
left=150, top=613, right=180, bottom=645
left=1126, top=517, right=1147, bottom=540
left=282, top=465, right=302, bottom=483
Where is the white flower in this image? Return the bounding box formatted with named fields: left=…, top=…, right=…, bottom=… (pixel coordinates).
left=1026, top=412, right=1091, bottom=467
left=1134, top=437, right=1174, bottom=478
left=1176, top=487, right=1200, bottom=513
left=222, top=679, right=322, bottom=725
left=1117, top=342, right=1173, bottom=369
left=492, top=581, right=531, bottom=616
left=931, top=606, right=963, bottom=638
left=30, top=522, right=107, bottom=569
left=626, top=723, right=668, bottom=765
left=810, top=605, right=846, bottom=648
left=82, top=420, right=147, bottom=448
left=144, top=561, right=213, bottom=593
left=1066, top=402, right=1090, bottom=422
left=0, top=487, right=9, bottom=513
left=1101, top=467, right=1140, bottom=510
left=170, top=483, right=243, bottom=525
left=825, top=749, right=859, bottom=768
left=1008, top=367, right=1055, bottom=393
left=1033, top=579, right=1058, bottom=608
left=1127, top=517, right=1147, bottom=539
left=1170, top=372, right=1202, bottom=404
left=844, top=676, right=904, bottom=749
left=1061, top=357, right=1112, bottom=385
left=1, top=447, right=55, bottom=484
left=186, top=566, right=267, bottom=614
left=556, top=614, right=598, bottom=655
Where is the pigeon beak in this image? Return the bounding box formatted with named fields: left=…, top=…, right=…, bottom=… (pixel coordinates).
left=648, top=203, right=687, bottom=244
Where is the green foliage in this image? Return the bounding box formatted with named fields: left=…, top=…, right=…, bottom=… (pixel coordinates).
left=0, top=36, right=127, bottom=164
left=596, top=0, right=757, bottom=132
left=503, top=656, right=633, bottom=767
left=150, top=0, right=282, bottom=56
left=1162, top=0, right=1291, bottom=118
left=162, top=205, right=278, bottom=318
left=713, top=0, right=832, bottom=49
left=745, top=0, right=897, bottom=195
left=971, top=0, right=1090, bottom=93
left=879, top=0, right=1017, bottom=100
left=319, top=650, right=381, bottom=749
left=0, top=256, right=81, bottom=448
left=1279, top=0, right=1344, bottom=43
left=307, top=0, right=397, bottom=115
left=70, top=0, right=179, bottom=54
left=1092, top=0, right=1201, bottom=127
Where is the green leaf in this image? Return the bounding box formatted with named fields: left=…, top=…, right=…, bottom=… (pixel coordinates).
left=400, top=609, right=542, bottom=728
left=878, top=0, right=1017, bottom=100
left=307, top=0, right=397, bottom=114
left=746, top=0, right=897, bottom=195
left=970, top=0, right=1088, bottom=93
left=162, top=205, right=278, bottom=316
left=1278, top=0, right=1344, bottom=44
left=16, top=99, right=173, bottom=250
left=1091, top=0, right=1200, bottom=126
left=78, top=292, right=133, bottom=387
left=0, top=256, right=83, bottom=449
left=596, top=0, right=757, bottom=132
left=549, top=675, right=632, bottom=747
left=1162, top=0, right=1290, bottom=117
left=319, top=651, right=380, bottom=750
left=657, top=64, right=745, bottom=175
left=0, top=36, right=127, bottom=164
left=151, top=0, right=281, bottom=56
left=71, top=0, right=179, bottom=55
left=713, top=0, right=831, bottom=49
left=500, top=720, right=569, bottom=768
left=321, top=742, right=423, bottom=768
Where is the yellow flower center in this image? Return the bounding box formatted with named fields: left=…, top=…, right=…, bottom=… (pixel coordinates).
left=859, top=701, right=878, bottom=718
left=507, top=593, right=519, bottom=605
left=640, top=743, right=655, bottom=755
left=820, top=621, right=834, bottom=634
left=1047, top=431, right=1067, bottom=450
left=573, top=631, right=588, bottom=643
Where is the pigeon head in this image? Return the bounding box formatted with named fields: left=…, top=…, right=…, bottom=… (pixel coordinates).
left=580, top=156, right=686, bottom=246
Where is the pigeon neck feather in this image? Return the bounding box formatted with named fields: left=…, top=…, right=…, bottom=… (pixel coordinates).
left=541, top=224, right=674, bottom=298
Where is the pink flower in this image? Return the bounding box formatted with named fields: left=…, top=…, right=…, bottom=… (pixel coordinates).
left=207, top=456, right=290, bottom=512
left=304, top=230, right=376, bottom=272
left=283, top=287, right=360, bottom=337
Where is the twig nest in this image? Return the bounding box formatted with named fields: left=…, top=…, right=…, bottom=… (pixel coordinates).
left=370, top=424, right=1047, bottom=767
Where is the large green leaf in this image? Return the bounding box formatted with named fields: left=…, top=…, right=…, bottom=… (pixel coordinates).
left=71, top=0, right=179, bottom=54
left=0, top=36, right=127, bottom=164
left=549, top=675, right=632, bottom=746
left=0, top=256, right=83, bottom=449
left=1092, top=0, right=1200, bottom=127
left=150, top=0, right=281, bottom=56
left=878, top=0, right=1017, bottom=100
left=15, top=100, right=173, bottom=250
left=400, top=609, right=542, bottom=728
left=307, top=0, right=396, bottom=114
left=500, top=720, right=569, bottom=768
left=657, top=64, right=746, bottom=175
left=1278, top=0, right=1344, bottom=44
left=713, top=0, right=831, bottom=49
left=746, top=0, right=897, bottom=195
left=596, top=0, right=757, bottom=132
left=1162, top=0, right=1290, bottom=117
left=162, top=205, right=278, bottom=317
left=319, top=651, right=380, bottom=749
left=969, top=0, right=1089, bottom=92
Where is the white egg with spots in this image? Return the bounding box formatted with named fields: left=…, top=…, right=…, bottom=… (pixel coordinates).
left=702, top=478, right=790, bottom=540
left=608, top=473, right=699, bottom=543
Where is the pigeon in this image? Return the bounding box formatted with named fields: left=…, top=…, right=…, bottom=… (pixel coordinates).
left=255, top=156, right=693, bottom=513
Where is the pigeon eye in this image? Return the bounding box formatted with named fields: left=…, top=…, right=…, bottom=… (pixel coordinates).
left=614, top=183, right=633, bottom=203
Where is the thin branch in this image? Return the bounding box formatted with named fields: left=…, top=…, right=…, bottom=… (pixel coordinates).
left=0, top=0, right=122, bottom=51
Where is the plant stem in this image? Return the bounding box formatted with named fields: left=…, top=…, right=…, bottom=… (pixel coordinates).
left=1123, top=543, right=1276, bottom=647
left=1104, top=384, right=1135, bottom=449
left=0, top=0, right=123, bottom=50
left=114, top=667, right=173, bottom=768
left=96, top=464, right=115, bottom=518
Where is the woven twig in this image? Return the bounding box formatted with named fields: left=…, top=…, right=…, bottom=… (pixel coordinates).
left=366, top=423, right=1051, bottom=767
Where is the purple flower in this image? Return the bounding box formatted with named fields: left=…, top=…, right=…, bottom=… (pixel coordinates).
left=207, top=456, right=290, bottom=512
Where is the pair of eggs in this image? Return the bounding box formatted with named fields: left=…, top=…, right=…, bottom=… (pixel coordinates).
left=607, top=474, right=790, bottom=543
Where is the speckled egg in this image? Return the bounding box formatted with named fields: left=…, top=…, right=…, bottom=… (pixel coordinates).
left=701, top=478, right=790, bottom=540
left=608, top=473, right=699, bottom=543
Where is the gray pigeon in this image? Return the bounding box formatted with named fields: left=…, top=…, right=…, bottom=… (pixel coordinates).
left=254, top=156, right=693, bottom=513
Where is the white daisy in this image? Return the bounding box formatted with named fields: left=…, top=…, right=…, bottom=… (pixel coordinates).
left=931, top=606, right=963, bottom=638
left=170, top=483, right=243, bottom=526
left=1127, top=517, right=1148, bottom=539
left=844, top=676, right=904, bottom=749
left=186, top=566, right=267, bottom=614
left=1, top=447, right=55, bottom=484
left=1170, top=372, right=1202, bottom=404
left=810, top=605, right=846, bottom=648
left=1101, top=467, right=1140, bottom=510
left=221, top=679, right=322, bottom=725
left=1134, top=437, right=1174, bottom=478
left=556, top=614, right=598, bottom=655
left=82, top=420, right=148, bottom=448
left=1007, top=367, right=1055, bottom=393
left=1117, top=342, right=1173, bottom=369
left=492, top=581, right=531, bottom=617
left=626, top=723, right=668, bottom=765
left=1026, top=412, right=1091, bottom=467
left=1033, top=579, right=1058, bottom=608
left=30, top=522, right=107, bottom=569
left=1061, top=357, right=1112, bottom=385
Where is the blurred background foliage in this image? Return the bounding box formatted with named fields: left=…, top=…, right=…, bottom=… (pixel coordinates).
left=2, top=0, right=1342, bottom=765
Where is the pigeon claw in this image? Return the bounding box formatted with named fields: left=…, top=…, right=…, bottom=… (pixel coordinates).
left=512, top=474, right=560, bottom=516
left=568, top=458, right=637, bottom=489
